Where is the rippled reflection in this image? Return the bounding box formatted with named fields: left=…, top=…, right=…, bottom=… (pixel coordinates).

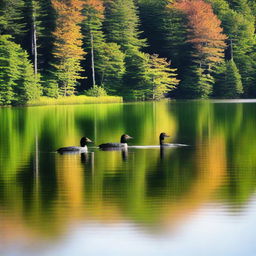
left=1, top=101, right=256, bottom=255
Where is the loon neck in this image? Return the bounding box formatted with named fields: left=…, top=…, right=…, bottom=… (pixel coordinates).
left=121, top=138, right=126, bottom=143
left=160, top=139, right=165, bottom=145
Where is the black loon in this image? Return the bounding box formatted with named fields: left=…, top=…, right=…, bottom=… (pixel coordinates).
left=57, top=137, right=92, bottom=154
left=159, top=132, right=171, bottom=146
left=99, top=134, right=133, bottom=149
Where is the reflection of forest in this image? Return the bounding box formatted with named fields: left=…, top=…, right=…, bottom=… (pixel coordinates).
left=0, top=101, right=256, bottom=242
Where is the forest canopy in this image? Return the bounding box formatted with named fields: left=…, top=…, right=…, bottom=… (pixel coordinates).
left=0, top=0, right=255, bottom=105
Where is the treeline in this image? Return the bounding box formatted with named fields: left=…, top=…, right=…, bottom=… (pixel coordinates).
left=0, top=0, right=255, bottom=105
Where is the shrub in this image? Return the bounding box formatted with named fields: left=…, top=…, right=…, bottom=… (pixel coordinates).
left=84, top=85, right=107, bottom=97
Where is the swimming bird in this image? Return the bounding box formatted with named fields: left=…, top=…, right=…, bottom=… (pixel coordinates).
left=159, top=132, right=171, bottom=146
left=57, top=137, right=92, bottom=154
left=99, top=134, right=133, bottom=149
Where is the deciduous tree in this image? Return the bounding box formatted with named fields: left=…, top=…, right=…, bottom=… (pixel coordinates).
left=173, top=0, right=227, bottom=69
left=51, top=0, right=85, bottom=96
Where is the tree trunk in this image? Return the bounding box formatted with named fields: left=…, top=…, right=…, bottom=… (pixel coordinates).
left=32, top=1, right=38, bottom=76
left=90, top=31, right=96, bottom=87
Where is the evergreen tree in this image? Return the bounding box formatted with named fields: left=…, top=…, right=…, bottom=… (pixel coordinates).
left=138, top=0, right=189, bottom=73
left=179, top=67, right=214, bottom=98
left=82, top=0, right=106, bottom=87
left=14, top=51, right=41, bottom=104
left=214, top=60, right=243, bottom=98
left=0, top=35, right=41, bottom=105
left=0, top=35, right=20, bottom=104
left=208, top=0, right=256, bottom=96
left=0, top=0, right=25, bottom=42
left=123, top=49, right=149, bottom=97
left=103, top=0, right=146, bottom=51
left=103, top=0, right=148, bottom=95
left=38, top=0, right=56, bottom=73
left=100, top=42, right=126, bottom=93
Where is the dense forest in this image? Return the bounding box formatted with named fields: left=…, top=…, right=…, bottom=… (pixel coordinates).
left=0, top=0, right=256, bottom=105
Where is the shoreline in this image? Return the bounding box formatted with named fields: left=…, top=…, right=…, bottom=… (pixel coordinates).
left=27, top=95, right=123, bottom=106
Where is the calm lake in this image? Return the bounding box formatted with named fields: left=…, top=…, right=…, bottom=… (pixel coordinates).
left=0, top=100, right=256, bottom=256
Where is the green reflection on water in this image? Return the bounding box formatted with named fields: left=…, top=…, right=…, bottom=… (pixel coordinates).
left=0, top=101, right=256, bottom=240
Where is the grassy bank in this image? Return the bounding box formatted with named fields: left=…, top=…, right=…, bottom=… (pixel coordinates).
left=28, top=95, right=123, bottom=106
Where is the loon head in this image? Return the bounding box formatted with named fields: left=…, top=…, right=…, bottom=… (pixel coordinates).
left=80, top=137, right=93, bottom=147
left=159, top=132, right=170, bottom=145
left=120, top=134, right=133, bottom=143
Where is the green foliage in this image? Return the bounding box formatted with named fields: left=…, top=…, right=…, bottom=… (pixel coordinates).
left=81, top=0, right=106, bottom=86
left=0, top=36, right=20, bottom=104
left=180, top=68, right=214, bottom=99
left=53, top=58, right=84, bottom=97
left=84, top=85, right=107, bottom=97
left=0, top=0, right=256, bottom=101
left=28, top=95, right=122, bottom=105
left=43, top=79, right=59, bottom=98
left=123, top=49, right=149, bottom=94
left=144, top=54, right=179, bottom=100
left=99, top=42, right=126, bottom=93
left=15, top=52, right=41, bottom=104
left=0, top=35, right=41, bottom=105
left=138, top=0, right=190, bottom=70
left=214, top=60, right=243, bottom=98
left=0, top=0, right=26, bottom=42
left=208, top=0, right=255, bottom=97
left=124, top=51, right=179, bottom=100
left=104, top=0, right=146, bottom=51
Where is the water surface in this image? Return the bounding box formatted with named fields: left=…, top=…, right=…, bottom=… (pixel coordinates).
left=0, top=100, right=256, bottom=256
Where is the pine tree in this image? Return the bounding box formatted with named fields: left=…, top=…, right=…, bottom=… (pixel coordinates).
left=214, top=60, right=243, bottom=98
left=0, top=35, right=20, bottom=104
left=103, top=0, right=148, bottom=96
left=82, top=0, right=106, bottom=87
left=179, top=67, right=214, bottom=98
left=0, top=35, right=41, bottom=105
left=123, top=49, right=149, bottom=97
left=38, top=0, right=56, bottom=73
left=0, top=0, right=25, bottom=42
left=138, top=0, right=189, bottom=72
left=99, top=42, right=126, bottom=93
left=14, top=51, right=41, bottom=104
left=51, top=0, right=85, bottom=96
left=208, top=0, right=255, bottom=96
left=103, top=0, right=146, bottom=51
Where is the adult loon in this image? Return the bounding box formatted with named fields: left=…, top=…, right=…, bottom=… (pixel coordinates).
left=57, top=137, right=92, bottom=154
left=99, top=134, right=133, bottom=149
left=159, top=132, right=171, bottom=146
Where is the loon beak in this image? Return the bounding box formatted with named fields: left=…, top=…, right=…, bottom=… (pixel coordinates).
left=87, top=138, right=93, bottom=143
left=165, top=134, right=170, bottom=137
left=128, top=136, right=133, bottom=139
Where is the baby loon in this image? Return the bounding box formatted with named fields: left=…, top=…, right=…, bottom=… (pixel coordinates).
left=99, top=134, right=133, bottom=149
left=159, top=132, right=171, bottom=146
left=57, top=137, right=92, bottom=154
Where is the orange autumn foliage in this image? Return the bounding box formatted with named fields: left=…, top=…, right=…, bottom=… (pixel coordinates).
left=52, top=0, right=85, bottom=60
left=172, top=0, right=227, bottom=65
left=84, top=0, right=105, bottom=18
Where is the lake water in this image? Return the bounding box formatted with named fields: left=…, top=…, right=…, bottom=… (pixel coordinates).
left=0, top=100, right=256, bottom=256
